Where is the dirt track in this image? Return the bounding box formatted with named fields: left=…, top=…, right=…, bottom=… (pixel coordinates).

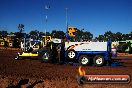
left=0, top=48, right=132, bottom=88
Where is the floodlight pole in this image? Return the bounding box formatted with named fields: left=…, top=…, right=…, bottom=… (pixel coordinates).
left=45, top=11, right=48, bottom=36
left=65, top=8, right=68, bottom=32
left=45, top=5, right=50, bottom=36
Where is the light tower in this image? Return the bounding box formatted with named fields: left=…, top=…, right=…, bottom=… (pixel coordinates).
left=65, top=8, right=68, bottom=33
left=45, top=5, right=50, bottom=36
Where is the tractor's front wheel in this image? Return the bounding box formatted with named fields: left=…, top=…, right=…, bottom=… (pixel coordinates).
left=39, top=51, right=52, bottom=63
left=15, top=54, right=22, bottom=60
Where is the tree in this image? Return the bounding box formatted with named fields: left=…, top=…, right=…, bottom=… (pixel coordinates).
left=128, top=33, right=132, bottom=40
left=74, top=28, right=83, bottom=41
left=29, top=30, right=39, bottom=39
left=9, top=32, right=15, bottom=35
left=97, top=35, right=104, bottom=41
left=114, top=32, right=122, bottom=41
left=0, top=30, right=8, bottom=37
left=122, top=34, right=127, bottom=41
left=51, top=30, right=65, bottom=39
left=39, top=32, right=45, bottom=36
left=18, top=24, right=24, bottom=33
left=72, top=28, right=93, bottom=41
left=82, top=31, right=93, bottom=41
left=104, top=31, right=115, bottom=41
left=125, top=34, right=132, bottom=40
left=14, top=24, right=25, bottom=39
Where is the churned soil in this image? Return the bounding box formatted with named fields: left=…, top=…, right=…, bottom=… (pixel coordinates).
left=0, top=47, right=132, bottom=88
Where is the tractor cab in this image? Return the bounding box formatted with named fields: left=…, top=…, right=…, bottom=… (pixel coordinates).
left=15, top=35, right=40, bottom=59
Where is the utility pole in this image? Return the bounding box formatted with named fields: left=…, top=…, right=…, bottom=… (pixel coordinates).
left=45, top=5, right=49, bottom=36
left=65, top=8, right=68, bottom=33
left=45, top=5, right=50, bottom=35
left=43, top=5, right=50, bottom=46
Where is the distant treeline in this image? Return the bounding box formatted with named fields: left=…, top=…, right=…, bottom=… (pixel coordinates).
left=0, top=29, right=132, bottom=41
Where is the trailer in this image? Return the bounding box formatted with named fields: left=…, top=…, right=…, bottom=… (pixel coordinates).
left=65, top=40, right=113, bottom=66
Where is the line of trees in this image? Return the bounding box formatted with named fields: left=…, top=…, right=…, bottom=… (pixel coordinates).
left=95, top=31, right=132, bottom=41
left=0, top=28, right=132, bottom=41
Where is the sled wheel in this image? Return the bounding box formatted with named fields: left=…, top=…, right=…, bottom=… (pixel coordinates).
left=78, top=55, right=90, bottom=66
left=93, top=55, right=104, bottom=66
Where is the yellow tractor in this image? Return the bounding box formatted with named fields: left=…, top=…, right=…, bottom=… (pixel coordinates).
left=15, top=35, right=53, bottom=59
left=4, top=34, right=16, bottom=48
